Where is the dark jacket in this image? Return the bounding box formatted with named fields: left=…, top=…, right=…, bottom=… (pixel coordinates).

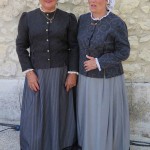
left=16, top=8, right=79, bottom=72
left=78, top=12, right=130, bottom=78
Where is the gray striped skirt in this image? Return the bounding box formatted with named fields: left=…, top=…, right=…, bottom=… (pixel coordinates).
left=20, top=67, right=77, bottom=150
left=77, top=74, right=130, bottom=150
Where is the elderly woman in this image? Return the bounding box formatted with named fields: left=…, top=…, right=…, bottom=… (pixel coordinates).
left=77, top=0, right=130, bottom=150
left=16, top=0, right=78, bottom=150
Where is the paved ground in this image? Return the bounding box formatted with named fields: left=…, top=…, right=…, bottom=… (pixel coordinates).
left=130, top=135, right=150, bottom=150
left=0, top=125, right=150, bottom=150
left=0, top=126, right=20, bottom=150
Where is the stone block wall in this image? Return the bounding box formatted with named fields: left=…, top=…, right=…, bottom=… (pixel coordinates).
left=0, top=0, right=150, bottom=147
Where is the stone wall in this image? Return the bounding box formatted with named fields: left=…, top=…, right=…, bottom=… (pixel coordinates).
left=0, top=0, right=150, bottom=148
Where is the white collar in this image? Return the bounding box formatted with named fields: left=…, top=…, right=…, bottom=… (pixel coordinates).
left=90, top=11, right=110, bottom=21
left=39, top=6, right=56, bottom=13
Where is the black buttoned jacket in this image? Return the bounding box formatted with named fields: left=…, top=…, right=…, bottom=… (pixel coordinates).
left=16, top=8, right=79, bottom=72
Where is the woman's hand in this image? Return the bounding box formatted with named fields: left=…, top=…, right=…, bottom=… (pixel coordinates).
left=26, top=71, right=40, bottom=92
left=84, top=55, right=97, bottom=71
left=65, top=74, right=77, bottom=92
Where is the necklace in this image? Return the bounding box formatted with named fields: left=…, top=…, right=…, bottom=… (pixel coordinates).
left=40, top=6, right=57, bottom=23
left=43, top=9, right=57, bottom=23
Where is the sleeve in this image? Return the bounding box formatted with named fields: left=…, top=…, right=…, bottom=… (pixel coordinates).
left=67, top=13, right=79, bottom=72
left=97, top=19, right=130, bottom=69
left=16, top=12, right=33, bottom=72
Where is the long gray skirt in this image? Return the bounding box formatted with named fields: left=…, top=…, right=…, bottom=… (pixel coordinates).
left=20, top=67, right=76, bottom=150
left=77, top=74, right=130, bottom=150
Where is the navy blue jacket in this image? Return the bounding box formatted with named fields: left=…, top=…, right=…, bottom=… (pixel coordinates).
left=16, top=8, right=79, bottom=72
left=78, top=12, right=130, bottom=78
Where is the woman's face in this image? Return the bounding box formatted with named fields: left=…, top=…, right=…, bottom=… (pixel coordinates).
left=88, top=0, right=107, bottom=14
left=39, top=0, right=57, bottom=11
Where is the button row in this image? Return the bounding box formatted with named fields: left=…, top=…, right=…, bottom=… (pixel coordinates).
left=45, top=15, right=50, bottom=62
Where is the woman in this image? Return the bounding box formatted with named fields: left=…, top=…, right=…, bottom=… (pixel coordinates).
left=77, top=0, right=130, bottom=150
left=16, top=0, right=78, bottom=150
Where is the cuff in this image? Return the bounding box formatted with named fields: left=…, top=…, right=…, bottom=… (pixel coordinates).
left=95, top=58, right=101, bottom=71
left=23, top=69, right=34, bottom=75
left=68, top=71, right=79, bottom=75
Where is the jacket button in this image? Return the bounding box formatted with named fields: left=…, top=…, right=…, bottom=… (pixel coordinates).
left=46, top=39, right=49, bottom=42
left=46, top=29, right=48, bottom=31
left=48, top=58, right=50, bottom=61
left=47, top=50, right=49, bottom=52
left=47, top=22, right=49, bottom=24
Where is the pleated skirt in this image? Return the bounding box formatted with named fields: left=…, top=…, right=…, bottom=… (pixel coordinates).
left=20, top=67, right=77, bottom=150
left=77, top=74, right=130, bottom=150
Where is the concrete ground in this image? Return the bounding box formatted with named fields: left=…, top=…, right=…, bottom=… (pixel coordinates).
left=0, top=125, right=150, bottom=150
left=0, top=126, right=20, bottom=150
left=130, top=134, right=150, bottom=150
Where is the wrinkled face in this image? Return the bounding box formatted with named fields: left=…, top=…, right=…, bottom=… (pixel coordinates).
left=39, top=0, right=57, bottom=11
left=88, top=0, right=107, bottom=13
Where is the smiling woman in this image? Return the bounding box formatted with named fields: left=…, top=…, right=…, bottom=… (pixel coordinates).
left=16, top=0, right=78, bottom=150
